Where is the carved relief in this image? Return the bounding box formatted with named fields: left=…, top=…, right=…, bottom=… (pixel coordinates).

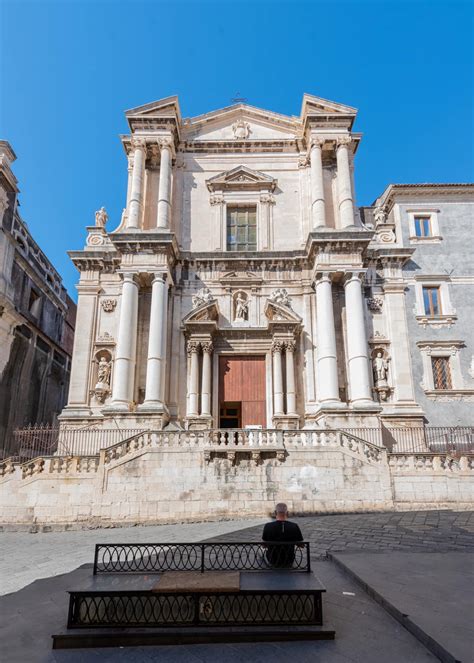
left=101, top=299, right=117, bottom=312
left=367, top=296, right=383, bottom=312
left=376, top=229, right=396, bottom=243
left=232, top=119, right=251, bottom=140
left=192, top=287, right=215, bottom=309
left=269, top=288, right=292, bottom=308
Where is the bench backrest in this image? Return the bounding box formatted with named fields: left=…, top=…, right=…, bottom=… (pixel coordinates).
left=93, top=542, right=311, bottom=574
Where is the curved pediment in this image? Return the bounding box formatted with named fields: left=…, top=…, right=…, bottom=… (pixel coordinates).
left=264, top=299, right=302, bottom=326
left=183, top=300, right=219, bottom=325
left=207, top=166, right=276, bottom=193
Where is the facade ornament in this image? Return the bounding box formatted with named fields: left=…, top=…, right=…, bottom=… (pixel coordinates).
left=209, top=193, right=224, bottom=206
left=234, top=292, right=249, bottom=321
left=367, top=296, right=383, bottom=313
left=157, top=137, right=173, bottom=151
left=372, top=350, right=391, bottom=401
left=270, top=288, right=292, bottom=308
left=94, top=356, right=111, bottom=404
left=259, top=193, right=275, bottom=204
left=232, top=119, right=251, bottom=140
left=192, top=287, right=215, bottom=309
left=97, top=331, right=114, bottom=343
left=310, top=136, right=325, bottom=149
left=271, top=339, right=284, bottom=354
left=374, top=206, right=387, bottom=225
left=130, top=136, right=147, bottom=151
left=186, top=340, right=200, bottom=357
left=95, top=207, right=108, bottom=228
left=285, top=339, right=297, bottom=352
left=376, top=228, right=396, bottom=243
left=148, top=142, right=161, bottom=167
left=336, top=135, right=352, bottom=147
left=0, top=188, right=9, bottom=221
left=201, top=341, right=213, bottom=354
left=101, top=298, right=117, bottom=312
left=297, top=155, right=309, bottom=168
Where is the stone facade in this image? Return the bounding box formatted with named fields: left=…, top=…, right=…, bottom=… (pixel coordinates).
left=1, top=430, right=472, bottom=527
left=59, top=94, right=473, bottom=438
left=0, top=141, right=76, bottom=456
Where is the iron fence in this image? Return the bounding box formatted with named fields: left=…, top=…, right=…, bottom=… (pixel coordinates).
left=9, top=426, right=147, bottom=461
left=94, top=542, right=311, bottom=574
left=342, top=426, right=473, bottom=454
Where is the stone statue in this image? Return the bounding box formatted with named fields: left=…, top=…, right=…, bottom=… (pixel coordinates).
left=96, top=357, right=111, bottom=386
left=373, top=350, right=389, bottom=386
left=95, top=207, right=108, bottom=228
left=234, top=293, right=248, bottom=321
left=270, top=288, right=292, bottom=308
left=374, top=207, right=386, bottom=225
left=192, top=287, right=214, bottom=309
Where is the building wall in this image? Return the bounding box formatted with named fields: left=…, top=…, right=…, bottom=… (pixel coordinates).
left=0, top=142, right=76, bottom=456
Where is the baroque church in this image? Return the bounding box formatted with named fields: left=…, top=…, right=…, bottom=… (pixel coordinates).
left=60, top=93, right=474, bottom=442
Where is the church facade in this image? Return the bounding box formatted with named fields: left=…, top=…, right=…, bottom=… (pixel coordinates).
left=60, top=94, right=474, bottom=441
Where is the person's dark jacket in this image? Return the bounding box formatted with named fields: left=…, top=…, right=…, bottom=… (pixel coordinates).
left=262, top=520, right=303, bottom=568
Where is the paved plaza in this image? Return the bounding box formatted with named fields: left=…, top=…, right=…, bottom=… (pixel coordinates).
left=0, top=510, right=473, bottom=662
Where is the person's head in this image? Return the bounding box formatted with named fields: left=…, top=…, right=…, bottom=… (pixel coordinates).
left=275, top=502, right=288, bottom=520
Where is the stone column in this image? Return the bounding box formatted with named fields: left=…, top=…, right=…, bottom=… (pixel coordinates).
left=314, top=273, right=340, bottom=404
left=344, top=271, right=373, bottom=405
left=285, top=339, right=297, bottom=415
left=140, top=273, right=168, bottom=410
left=187, top=340, right=200, bottom=417
left=272, top=340, right=284, bottom=416
left=156, top=138, right=172, bottom=230
left=336, top=136, right=355, bottom=229
left=201, top=341, right=213, bottom=417
left=310, top=138, right=326, bottom=228
left=127, top=138, right=147, bottom=230
left=108, top=273, right=139, bottom=409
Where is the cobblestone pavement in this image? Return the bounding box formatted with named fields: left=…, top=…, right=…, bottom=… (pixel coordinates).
left=206, top=510, right=474, bottom=556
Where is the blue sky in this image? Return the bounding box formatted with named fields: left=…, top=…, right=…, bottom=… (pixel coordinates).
left=1, top=0, right=473, bottom=300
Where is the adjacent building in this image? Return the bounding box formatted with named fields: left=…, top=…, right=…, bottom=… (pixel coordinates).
left=0, top=141, right=77, bottom=456
left=58, top=94, right=473, bottom=443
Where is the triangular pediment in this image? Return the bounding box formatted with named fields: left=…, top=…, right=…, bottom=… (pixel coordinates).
left=125, top=96, right=181, bottom=119
left=264, top=300, right=302, bottom=324
left=207, top=166, right=276, bottom=192
left=183, top=299, right=219, bottom=325
left=301, top=93, right=357, bottom=117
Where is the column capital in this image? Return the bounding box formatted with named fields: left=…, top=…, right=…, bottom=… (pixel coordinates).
left=157, top=136, right=176, bottom=158
left=284, top=339, right=296, bottom=352
left=120, top=271, right=140, bottom=285
left=150, top=272, right=168, bottom=285
left=130, top=136, right=147, bottom=152
left=313, top=271, right=335, bottom=286
left=343, top=270, right=366, bottom=286
left=310, top=136, right=325, bottom=149
left=336, top=135, right=352, bottom=149
left=201, top=340, right=213, bottom=354
left=271, top=339, right=284, bottom=354
left=186, top=340, right=200, bottom=356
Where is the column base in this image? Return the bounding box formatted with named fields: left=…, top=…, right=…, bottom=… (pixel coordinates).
left=102, top=401, right=131, bottom=414
left=272, top=414, right=300, bottom=430
left=137, top=402, right=169, bottom=415
left=350, top=399, right=381, bottom=411
left=185, top=415, right=214, bottom=430
left=58, top=406, right=93, bottom=419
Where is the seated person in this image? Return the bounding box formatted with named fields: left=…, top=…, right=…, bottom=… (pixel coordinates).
left=262, top=503, right=304, bottom=568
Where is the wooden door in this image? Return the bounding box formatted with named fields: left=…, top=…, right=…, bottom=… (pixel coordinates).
left=219, top=355, right=266, bottom=428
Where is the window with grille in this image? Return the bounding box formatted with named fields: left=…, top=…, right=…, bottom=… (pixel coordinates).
left=226, top=207, right=257, bottom=251
left=414, top=216, right=432, bottom=237
left=431, top=356, right=452, bottom=390
left=422, top=286, right=441, bottom=316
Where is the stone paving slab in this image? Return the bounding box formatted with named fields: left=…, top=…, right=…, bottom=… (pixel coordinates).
left=0, top=559, right=437, bottom=663
left=330, top=552, right=474, bottom=663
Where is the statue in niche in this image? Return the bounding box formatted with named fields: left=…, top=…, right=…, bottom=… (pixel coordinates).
left=94, top=355, right=112, bottom=404
left=192, top=287, right=214, bottom=309
left=234, top=292, right=249, bottom=321
left=270, top=288, right=292, bottom=308
left=95, top=206, right=108, bottom=228
left=372, top=350, right=391, bottom=401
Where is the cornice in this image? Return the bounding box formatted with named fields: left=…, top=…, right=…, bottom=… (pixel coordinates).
left=373, top=183, right=474, bottom=210
left=68, top=249, right=121, bottom=273
left=109, top=232, right=179, bottom=261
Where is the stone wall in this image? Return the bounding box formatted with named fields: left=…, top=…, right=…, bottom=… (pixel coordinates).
left=1, top=431, right=471, bottom=528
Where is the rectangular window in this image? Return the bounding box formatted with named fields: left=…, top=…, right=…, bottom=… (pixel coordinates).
left=414, top=216, right=432, bottom=237
left=422, top=286, right=441, bottom=316
left=226, top=207, right=257, bottom=251
left=431, top=356, right=452, bottom=390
